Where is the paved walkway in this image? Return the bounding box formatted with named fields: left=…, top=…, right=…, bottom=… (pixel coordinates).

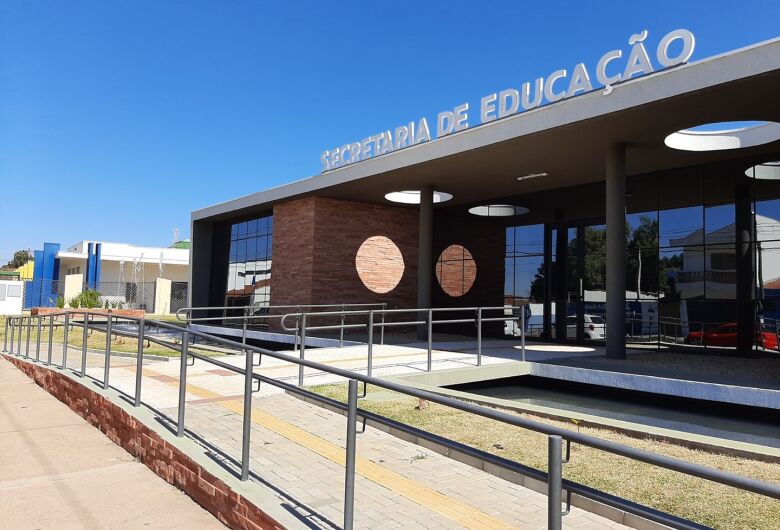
left=0, top=356, right=224, bottom=530
left=7, top=335, right=631, bottom=529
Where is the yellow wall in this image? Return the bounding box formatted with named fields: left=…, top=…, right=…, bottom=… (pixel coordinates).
left=16, top=260, right=34, bottom=280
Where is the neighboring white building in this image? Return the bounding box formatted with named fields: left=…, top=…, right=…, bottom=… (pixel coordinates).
left=670, top=215, right=780, bottom=299
left=56, top=240, right=190, bottom=284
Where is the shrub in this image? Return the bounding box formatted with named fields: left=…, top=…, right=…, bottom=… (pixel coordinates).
left=56, top=296, right=65, bottom=309
left=70, top=297, right=81, bottom=309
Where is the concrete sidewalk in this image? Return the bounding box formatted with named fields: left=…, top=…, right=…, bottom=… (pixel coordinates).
left=0, top=357, right=224, bottom=530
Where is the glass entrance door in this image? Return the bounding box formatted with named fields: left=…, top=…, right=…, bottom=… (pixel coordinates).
left=552, top=221, right=606, bottom=343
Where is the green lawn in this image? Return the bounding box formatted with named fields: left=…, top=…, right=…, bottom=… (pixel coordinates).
left=310, top=383, right=780, bottom=530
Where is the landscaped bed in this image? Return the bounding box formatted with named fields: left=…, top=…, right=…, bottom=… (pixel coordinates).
left=310, top=382, right=780, bottom=530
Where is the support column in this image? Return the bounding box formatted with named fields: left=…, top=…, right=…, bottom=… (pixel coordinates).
left=418, top=186, right=433, bottom=339
left=735, top=177, right=754, bottom=354
left=606, top=143, right=626, bottom=359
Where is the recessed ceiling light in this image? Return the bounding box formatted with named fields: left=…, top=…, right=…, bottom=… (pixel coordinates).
left=517, top=172, right=548, bottom=181
left=468, top=205, right=530, bottom=217
left=385, top=190, right=453, bottom=204
left=745, top=161, right=780, bottom=180
left=664, top=121, right=780, bottom=151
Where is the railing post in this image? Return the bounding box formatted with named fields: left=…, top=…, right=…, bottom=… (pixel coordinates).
left=47, top=315, right=54, bottom=365
left=427, top=308, right=433, bottom=372
left=2, top=316, right=7, bottom=352
left=26, top=316, right=32, bottom=358
left=298, top=313, right=306, bottom=387
left=62, top=313, right=69, bottom=369
left=521, top=306, right=526, bottom=362
left=240, top=336, right=253, bottom=481
left=36, top=316, right=42, bottom=362
left=343, top=379, right=358, bottom=530
left=17, top=316, right=23, bottom=355
left=242, top=308, right=248, bottom=346
left=103, top=316, right=112, bottom=389
left=339, top=304, right=345, bottom=348
left=81, top=313, right=89, bottom=376
left=134, top=317, right=145, bottom=406
left=177, top=331, right=189, bottom=437
left=380, top=305, right=386, bottom=345
left=367, top=310, right=374, bottom=377
left=9, top=318, right=15, bottom=354
left=477, top=308, right=482, bottom=366
left=548, top=435, right=563, bottom=530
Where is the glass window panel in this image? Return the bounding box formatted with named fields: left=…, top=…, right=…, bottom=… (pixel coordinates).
left=230, top=223, right=238, bottom=239
left=237, top=221, right=248, bottom=238
left=266, top=215, right=273, bottom=234
left=266, top=233, right=273, bottom=258
left=229, top=241, right=237, bottom=263
left=515, top=256, right=546, bottom=301
left=514, top=224, right=544, bottom=256
left=660, top=206, right=703, bottom=248
left=705, top=244, right=736, bottom=299
left=236, top=239, right=247, bottom=263
left=246, top=219, right=258, bottom=238
left=626, top=212, right=659, bottom=249
left=705, top=204, right=735, bottom=245
left=245, top=237, right=257, bottom=262
left=505, top=228, right=514, bottom=256
left=504, top=257, right=514, bottom=301
left=755, top=199, right=780, bottom=242
left=254, top=216, right=266, bottom=236
left=662, top=246, right=704, bottom=300
left=255, top=236, right=268, bottom=260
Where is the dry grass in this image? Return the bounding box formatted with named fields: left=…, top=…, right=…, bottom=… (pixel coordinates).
left=311, top=383, right=780, bottom=530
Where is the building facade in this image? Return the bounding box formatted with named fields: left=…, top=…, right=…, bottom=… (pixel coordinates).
left=24, top=240, right=190, bottom=312
left=190, top=34, right=780, bottom=356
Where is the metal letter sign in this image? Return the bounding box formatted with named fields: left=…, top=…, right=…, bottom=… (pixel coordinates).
left=320, top=29, right=695, bottom=172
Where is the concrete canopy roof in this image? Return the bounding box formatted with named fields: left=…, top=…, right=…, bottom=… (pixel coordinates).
left=193, top=37, right=780, bottom=223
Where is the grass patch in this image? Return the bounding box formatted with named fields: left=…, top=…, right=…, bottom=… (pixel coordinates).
left=310, top=383, right=780, bottom=530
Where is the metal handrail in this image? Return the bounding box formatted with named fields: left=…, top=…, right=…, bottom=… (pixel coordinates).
left=4, top=311, right=779, bottom=530
left=176, top=302, right=388, bottom=323
left=279, top=305, right=526, bottom=379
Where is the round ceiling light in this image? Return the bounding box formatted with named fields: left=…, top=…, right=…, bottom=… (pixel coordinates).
left=384, top=190, right=453, bottom=204
left=468, top=204, right=530, bottom=217
left=745, top=161, right=780, bottom=180
left=664, top=121, right=780, bottom=152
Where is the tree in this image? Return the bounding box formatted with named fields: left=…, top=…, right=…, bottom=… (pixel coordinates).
left=5, top=249, right=32, bottom=269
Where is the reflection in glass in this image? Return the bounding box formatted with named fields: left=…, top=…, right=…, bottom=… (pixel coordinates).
left=660, top=206, right=703, bottom=247
left=226, top=214, right=273, bottom=312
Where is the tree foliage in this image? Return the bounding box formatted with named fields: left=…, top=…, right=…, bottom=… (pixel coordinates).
left=5, top=249, right=32, bottom=269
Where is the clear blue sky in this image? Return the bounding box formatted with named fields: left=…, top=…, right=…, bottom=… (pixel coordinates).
left=1, top=1, right=778, bottom=263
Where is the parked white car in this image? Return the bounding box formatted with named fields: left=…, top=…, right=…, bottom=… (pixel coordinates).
left=567, top=314, right=606, bottom=340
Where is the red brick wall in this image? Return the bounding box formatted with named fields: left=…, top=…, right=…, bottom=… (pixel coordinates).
left=270, top=197, right=317, bottom=308
left=3, top=355, right=283, bottom=530
left=271, top=197, right=419, bottom=309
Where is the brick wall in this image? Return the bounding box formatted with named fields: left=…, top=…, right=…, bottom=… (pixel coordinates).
left=3, top=355, right=283, bottom=530
left=270, top=197, right=317, bottom=308
left=271, top=197, right=419, bottom=309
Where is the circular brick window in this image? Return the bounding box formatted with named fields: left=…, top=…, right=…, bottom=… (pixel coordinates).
left=355, top=236, right=405, bottom=294
left=436, top=245, right=477, bottom=297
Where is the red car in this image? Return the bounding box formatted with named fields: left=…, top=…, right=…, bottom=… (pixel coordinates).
left=684, top=322, right=778, bottom=350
